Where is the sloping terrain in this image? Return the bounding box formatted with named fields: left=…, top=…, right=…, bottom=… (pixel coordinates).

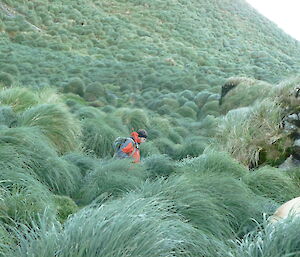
left=1, top=1, right=300, bottom=256
left=0, top=0, right=300, bottom=93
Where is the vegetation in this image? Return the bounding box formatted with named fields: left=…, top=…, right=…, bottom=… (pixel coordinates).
left=19, top=103, right=82, bottom=154
left=1, top=0, right=300, bottom=255
left=235, top=217, right=300, bottom=257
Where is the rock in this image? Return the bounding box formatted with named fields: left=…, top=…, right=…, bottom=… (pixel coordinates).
left=269, top=196, right=300, bottom=223
left=279, top=155, right=300, bottom=170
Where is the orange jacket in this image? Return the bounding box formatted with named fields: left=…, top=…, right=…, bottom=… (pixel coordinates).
left=121, top=132, right=141, bottom=163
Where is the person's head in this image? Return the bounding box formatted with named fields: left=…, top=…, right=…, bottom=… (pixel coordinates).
left=137, top=129, right=148, bottom=143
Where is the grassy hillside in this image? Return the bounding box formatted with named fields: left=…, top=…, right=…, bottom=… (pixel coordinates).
left=1, top=0, right=300, bottom=256
left=1, top=0, right=300, bottom=92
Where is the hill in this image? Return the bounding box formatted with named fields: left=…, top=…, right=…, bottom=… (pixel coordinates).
left=1, top=0, right=300, bottom=93
left=1, top=1, right=300, bottom=256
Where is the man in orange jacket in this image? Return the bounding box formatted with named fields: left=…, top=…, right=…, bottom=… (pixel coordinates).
left=115, top=129, right=148, bottom=163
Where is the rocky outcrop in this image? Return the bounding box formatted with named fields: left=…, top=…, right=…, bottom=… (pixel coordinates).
left=269, top=196, right=300, bottom=223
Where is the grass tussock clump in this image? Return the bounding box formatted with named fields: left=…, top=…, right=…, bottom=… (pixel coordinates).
left=135, top=176, right=234, bottom=240
left=0, top=87, right=39, bottom=112
left=143, top=154, right=176, bottom=178
left=0, top=169, right=56, bottom=227
left=183, top=172, right=266, bottom=235
left=62, top=77, right=85, bottom=97
left=117, top=108, right=150, bottom=131
left=40, top=157, right=82, bottom=197
left=139, top=141, right=160, bottom=157
left=136, top=170, right=269, bottom=238
left=216, top=99, right=285, bottom=167
left=153, top=137, right=178, bottom=158
left=271, top=75, right=300, bottom=111
left=36, top=87, right=64, bottom=105
left=242, top=166, right=300, bottom=203
left=174, top=136, right=208, bottom=160
left=6, top=195, right=231, bottom=257
left=0, top=106, right=17, bottom=127
left=0, top=72, right=14, bottom=87
left=0, top=126, right=56, bottom=170
left=75, top=106, right=105, bottom=120
left=79, top=159, right=146, bottom=205
left=19, top=104, right=82, bottom=154
left=177, top=150, right=247, bottom=178
left=81, top=117, right=119, bottom=158
left=235, top=217, right=300, bottom=257
left=201, top=100, right=220, bottom=117
left=53, top=195, right=79, bottom=224
left=0, top=222, right=15, bottom=257
left=62, top=152, right=99, bottom=177
left=220, top=77, right=272, bottom=113
left=0, top=127, right=82, bottom=197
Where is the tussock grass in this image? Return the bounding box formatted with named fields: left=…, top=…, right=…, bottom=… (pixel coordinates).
left=79, top=159, right=146, bottom=205
left=63, top=77, right=85, bottom=97
left=176, top=105, right=197, bottom=119
left=36, top=87, right=63, bottom=105
left=117, top=108, right=149, bottom=131
left=168, top=129, right=183, bottom=144
left=53, top=195, right=78, bottom=223
left=81, top=117, right=118, bottom=158
left=145, top=117, right=173, bottom=141
left=0, top=126, right=82, bottom=196
left=176, top=150, right=247, bottom=178
left=136, top=170, right=269, bottom=238
left=143, top=154, right=176, bottom=178
left=153, top=137, right=178, bottom=158
left=0, top=87, right=38, bottom=112
left=183, top=172, right=265, bottom=235
left=103, top=114, right=129, bottom=134
left=286, top=167, right=300, bottom=189
left=216, top=99, right=284, bottom=167
left=0, top=106, right=17, bottom=127
left=0, top=222, right=15, bottom=257
left=63, top=93, right=88, bottom=109
left=174, top=136, right=207, bottom=160
left=195, top=114, right=219, bottom=137
left=242, top=166, right=300, bottom=203
left=84, top=82, right=105, bottom=101
left=0, top=72, right=14, bottom=87
left=19, top=104, right=82, bottom=154
left=271, top=75, right=300, bottom=112
left=62, top=152, right=99, bottom=177
left=6, top=214, right=62, bottom=257
left=201, top=100, right=220, bottom=117
left=6, top=195, right=232, bottom=257
left=235, top=217, right=300, bottom=257
left=139, top=141, right=160, bottom=157
left=75, top=106, right=105, bottom=120
left=40, top=157, right=82, bottom=197
left=134, top=176, right=234, bottom=240
left=0, top=169, right=56, bottom=226
left=220, top=77, right=272, bottom=113
left=0, top=126, right=56, bottom=170
left=194, top=90, right=211, bottom=108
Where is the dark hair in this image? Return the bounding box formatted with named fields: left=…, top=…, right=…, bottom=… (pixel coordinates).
left=137, top=129, right=148, bottom=138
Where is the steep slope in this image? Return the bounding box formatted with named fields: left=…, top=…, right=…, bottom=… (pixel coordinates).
left=0, top=0, right=299, bottom=93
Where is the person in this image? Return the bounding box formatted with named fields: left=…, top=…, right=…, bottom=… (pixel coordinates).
left=114, top=129, right=148, bottom=163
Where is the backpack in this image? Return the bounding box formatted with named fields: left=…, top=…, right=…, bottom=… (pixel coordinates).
left=113, top=137, right=138, bottom=158
left=113, top=137, right=132, bottom=152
